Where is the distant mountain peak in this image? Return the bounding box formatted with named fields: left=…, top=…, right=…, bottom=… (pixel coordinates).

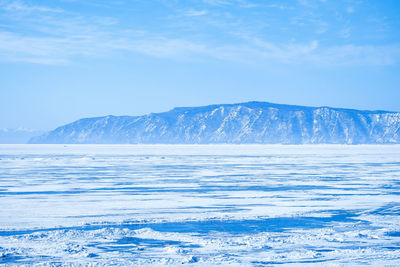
left=0, top=128, right=44, bottom=144
left=29, top=101, right=400, bottom=144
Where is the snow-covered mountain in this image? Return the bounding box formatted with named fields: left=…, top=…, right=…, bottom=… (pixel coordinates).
left=0, top=128, right=44, bottom=144
left=29, top=102, right=400, bottom=144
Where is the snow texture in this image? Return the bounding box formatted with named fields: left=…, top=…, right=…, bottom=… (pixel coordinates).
left=0, top=144, right=400, bottom=266
left=29, top=102, right=400, bottom=144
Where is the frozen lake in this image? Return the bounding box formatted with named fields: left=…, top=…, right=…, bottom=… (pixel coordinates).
left=0, top=144, right=400, bottom=266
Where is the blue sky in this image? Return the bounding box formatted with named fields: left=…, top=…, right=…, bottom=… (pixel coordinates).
left=1, top=0, right=400, bottom=130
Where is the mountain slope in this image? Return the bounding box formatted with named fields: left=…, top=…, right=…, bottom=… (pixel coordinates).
left=29, top=102, right=400, bottom=144
left=0, top=128, right=44, bottom=144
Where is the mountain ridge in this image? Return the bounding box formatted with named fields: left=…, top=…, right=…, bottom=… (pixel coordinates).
left=0, top=128, right=44, bottom=144
left=29, top=101, right=400, bottom=144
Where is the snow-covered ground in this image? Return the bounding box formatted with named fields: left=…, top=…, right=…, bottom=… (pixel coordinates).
left=0, top=144, right=399, bottom=266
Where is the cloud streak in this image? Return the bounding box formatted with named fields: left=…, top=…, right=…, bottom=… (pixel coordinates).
left=184, top=10, right=208, bottom=17
left=0, top=0, right=399, bottom=67
left=1, top=26, right=398, bottom=67
left=1, top=0, right=63, bottom=13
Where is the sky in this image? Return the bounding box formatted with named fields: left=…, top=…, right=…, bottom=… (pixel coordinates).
left=1, top=0, right=400, bottom=130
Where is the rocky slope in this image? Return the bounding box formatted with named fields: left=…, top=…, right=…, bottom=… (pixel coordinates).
left=29, top=102, right=400, bottom=144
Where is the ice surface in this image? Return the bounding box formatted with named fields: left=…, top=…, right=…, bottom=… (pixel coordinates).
left=0, top=144, right=400, bottom=265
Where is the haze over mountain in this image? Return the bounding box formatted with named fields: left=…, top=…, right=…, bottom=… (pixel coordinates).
left=0, top=128, right=44, bottom=144
left=29, top=102, right=400, bottom=144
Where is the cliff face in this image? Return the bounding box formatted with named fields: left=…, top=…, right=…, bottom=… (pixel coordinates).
left=29, top=102, right=400, bottom=144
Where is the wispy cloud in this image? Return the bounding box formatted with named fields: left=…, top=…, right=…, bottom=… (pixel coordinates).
left=2, top=24, right=397, bottom=68
left=202, top=0, right=259, bottom=8
left=1, top=0, right=63, bottom=13
left=202, top=0, right=229, bottom=6
left=0, top=0, right=399, bottom=67
left=265, top=4, right=292, bottom=10
left=316, top=44, right=400, bottom=66
left=247, top=38, right=319, bottom=62
left=183, top=10, right=208, bottom=17
left=0, top=30, right=102, bottom=64
left=346, top=6, right=355, bottom=13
